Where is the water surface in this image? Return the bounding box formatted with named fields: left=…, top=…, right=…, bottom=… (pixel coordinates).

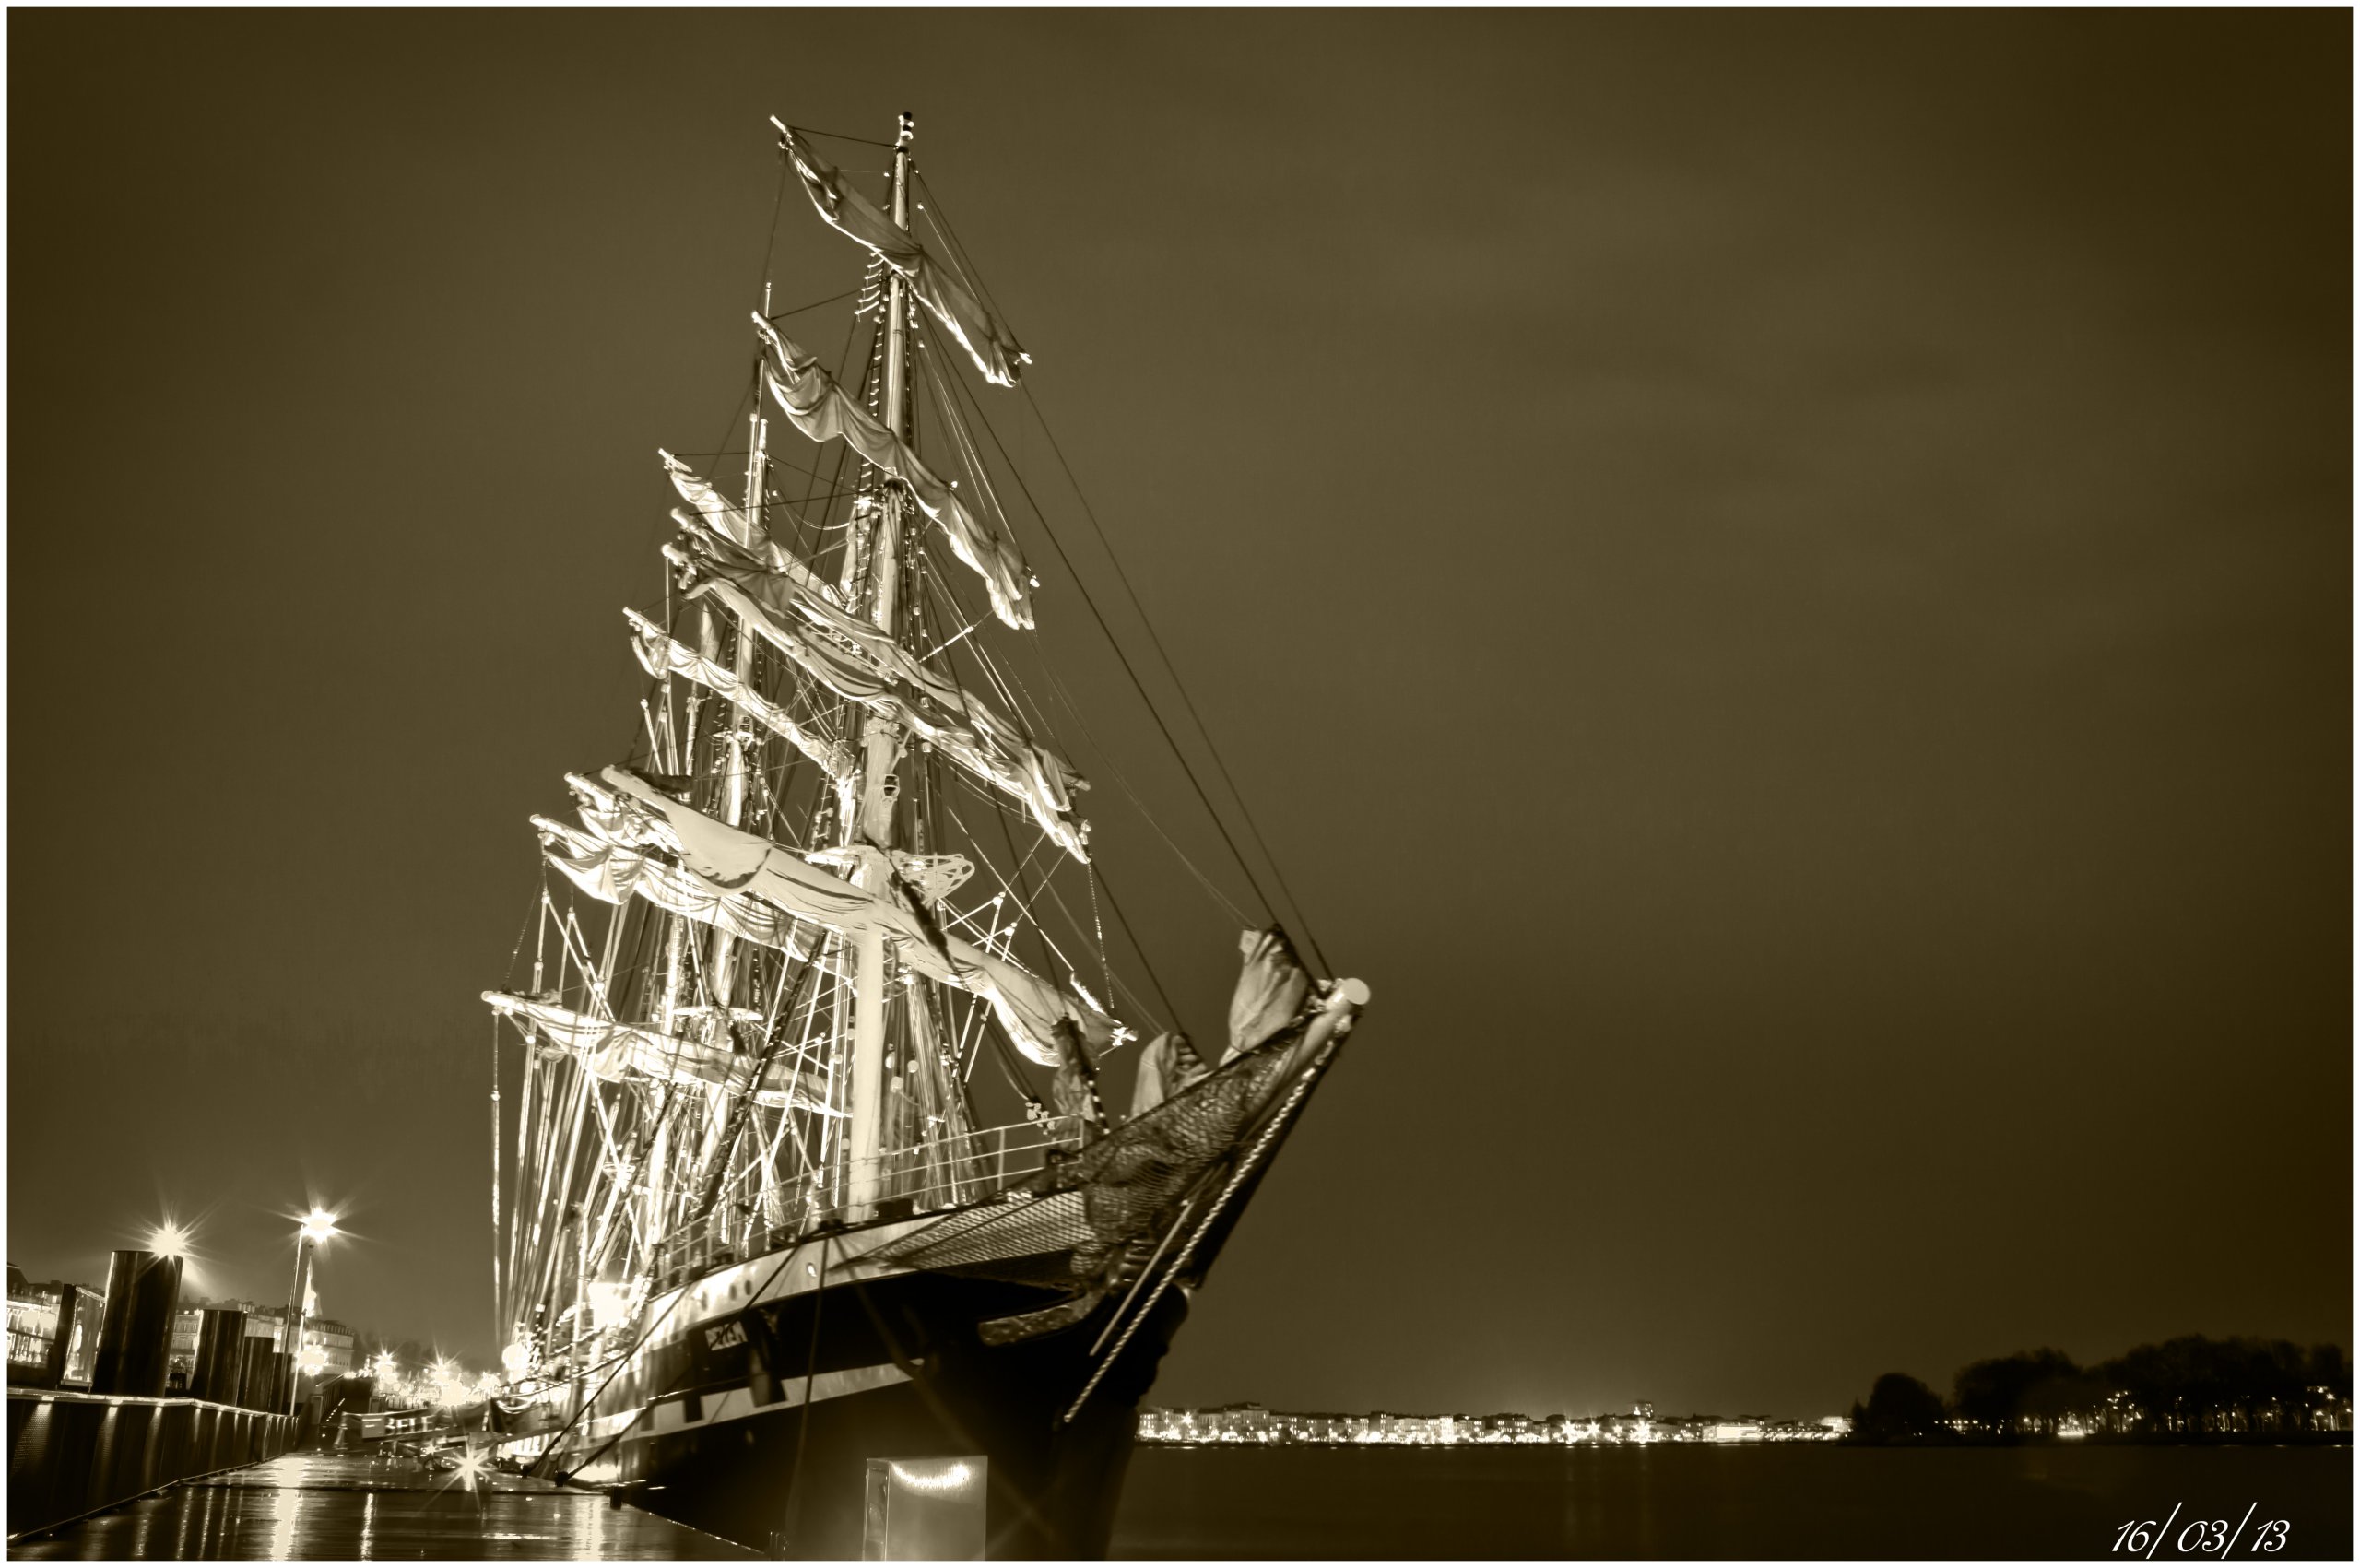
left=1110, top=1444, right=2353, bottom=1559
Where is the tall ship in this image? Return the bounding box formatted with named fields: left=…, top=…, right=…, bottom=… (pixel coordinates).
left=482, top=114, right=1368, bottom=1557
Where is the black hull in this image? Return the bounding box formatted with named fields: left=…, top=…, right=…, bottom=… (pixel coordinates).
left=578, top=1264, right=1190, bottom=1558
left=513, top=973, right=1358, bottom=1557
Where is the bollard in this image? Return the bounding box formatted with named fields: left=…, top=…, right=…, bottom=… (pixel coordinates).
left=239, top=1336, right=273, bottom=1411
left=90, top=1250, right=183, bottom=1397
left=194, top=1308, right=248, bottom=1405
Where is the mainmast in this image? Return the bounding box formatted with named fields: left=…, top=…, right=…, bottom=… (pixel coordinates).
left=843, top=111, right=917, bottom=1220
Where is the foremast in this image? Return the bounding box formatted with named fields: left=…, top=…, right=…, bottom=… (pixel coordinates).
left=843, top=111, right=917, bottom=1221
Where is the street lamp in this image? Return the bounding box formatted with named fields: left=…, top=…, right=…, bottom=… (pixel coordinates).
left=285, top=1208, right=337, bottom=1418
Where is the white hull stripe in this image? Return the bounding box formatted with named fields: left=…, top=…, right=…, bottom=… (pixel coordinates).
left=655, top=1221, right=934, bottom=1336
left=637, top=1363, right=911, bottom=1439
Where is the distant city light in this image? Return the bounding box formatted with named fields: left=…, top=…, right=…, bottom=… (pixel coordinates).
left=1134, top=1404, right=1863, bottom=1448
left=431, top=1360, right=469, bottom=1408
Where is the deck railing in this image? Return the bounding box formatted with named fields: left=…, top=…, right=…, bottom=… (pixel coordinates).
left=649, top=1114, right=1085, bottom=1288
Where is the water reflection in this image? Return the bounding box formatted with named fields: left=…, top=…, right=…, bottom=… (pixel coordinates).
left=12, top=1452, right=756, bottom=1560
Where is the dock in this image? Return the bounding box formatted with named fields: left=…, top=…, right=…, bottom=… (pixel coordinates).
left=7, top=1451, right=758, bottom=1561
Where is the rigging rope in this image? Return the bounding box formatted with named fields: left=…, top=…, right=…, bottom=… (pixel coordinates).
left=908, top=171, right=1328, bottom=973
left=783, top=122, right=900, bottom=151
left=1029, top=379, right=1333, bottom=977
left=921, top=343, right=1271, bottom=935
left=764, top=285, right=859, bottom=323
left=753, top=154, right=788, bottom=317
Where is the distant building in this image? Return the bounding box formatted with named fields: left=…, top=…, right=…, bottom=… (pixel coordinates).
left=229, top=1305, right=356, bottom=1373
left=7, top=1279, right=105, bottom=1387
left=168, top=1307, right=204, bottom=1390
left=7, top=1286, right=61, bottom=1376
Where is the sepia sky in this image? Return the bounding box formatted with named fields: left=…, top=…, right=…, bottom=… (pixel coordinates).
left=9, top=10, right=2348, bottom=1418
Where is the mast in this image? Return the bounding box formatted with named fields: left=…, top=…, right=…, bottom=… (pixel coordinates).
left=705, top=405, right=767, bottom=995
left=843, top=111, right=916, bottom=1220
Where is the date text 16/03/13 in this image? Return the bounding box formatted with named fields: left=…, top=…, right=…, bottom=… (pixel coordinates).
left=2114, top=1505, right=2289, bottom=1558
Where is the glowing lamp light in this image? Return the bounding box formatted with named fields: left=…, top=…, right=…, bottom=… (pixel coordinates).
left=297, top=1347, right=328, bottom=1376
left=299, top=1209, right=338, bottom=1244
left=149, top=1223, right=190, bottom=1259
left=888, top=1460, right=974, bottom=1493
left=501, top=1341, right=531, bottom=1374
left=585, top=1280, right=632, bottom=1330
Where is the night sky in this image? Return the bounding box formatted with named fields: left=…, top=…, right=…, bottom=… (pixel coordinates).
left=10, top=12, right=2349, bottom=1421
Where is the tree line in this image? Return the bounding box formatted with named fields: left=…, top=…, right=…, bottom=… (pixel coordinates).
left=1849, top=1335, right=2351, bottom=1443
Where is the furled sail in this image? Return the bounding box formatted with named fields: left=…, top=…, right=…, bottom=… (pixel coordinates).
left=687, top=572, right=1090, bottom=858
left=596, top=766, right=1111, bottom=1066
left=657, top=451, right=801, bottom=577
left=1127, top=1030, right=1209, bottom=1118
left=484, top=992, right=839, bottom=1114
left=536, top=815, right=815, bottom=959
left=752, top=314, right=1034, bottom=631
left=687, top=537, right=963, bottom=707
left=775, top=122, right=1032, bottom=388
left=622, top=608, right=858, bottom=808
left=1227, top=928, right=1312, bottom=1063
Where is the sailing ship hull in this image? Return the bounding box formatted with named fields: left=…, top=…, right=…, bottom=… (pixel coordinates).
left=572, top=1257, right=1191, bottom=1557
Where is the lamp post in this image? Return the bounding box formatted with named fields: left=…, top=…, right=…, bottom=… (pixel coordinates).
left=285, top=1208, right=336, bottom=1417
